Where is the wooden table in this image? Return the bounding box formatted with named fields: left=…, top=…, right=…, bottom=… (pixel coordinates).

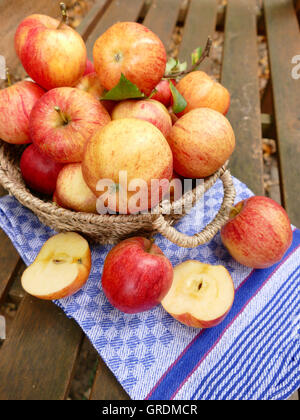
left=0, top=0, right=299, bottom=400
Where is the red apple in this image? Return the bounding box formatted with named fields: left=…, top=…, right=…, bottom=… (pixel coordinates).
left=93, top=22, right=167, bottom=96
left=20, top=144, right=64, bottom=195
left=0, top=81, right=44, bottom=144
left=84, top=59, right=95, bottom=76
left=176, top=71, right=230, bottom=116
left=112, top=99, right=172, bottom=138
left=151, top=79, right=176, bottom=107
left=162, top=260, right=235, bottom=328
left=102, top=237, right=174, bottom=314
left=168, top=108, right=235, bottom=178
left=221, top=196, right=293, bottom=269
left=29, top=87, right=111, bottom=163
left=15, top=14, right=87, bottom=90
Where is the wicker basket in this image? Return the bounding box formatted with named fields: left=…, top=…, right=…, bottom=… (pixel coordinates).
left=0, top=141, right=236, bottom=248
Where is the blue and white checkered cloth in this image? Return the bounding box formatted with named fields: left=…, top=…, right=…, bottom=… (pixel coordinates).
left=0, top=177, right=299, bottom=400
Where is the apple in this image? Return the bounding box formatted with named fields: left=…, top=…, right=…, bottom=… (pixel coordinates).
left=15, top=14, right=87, bottom=90
left=84, top=59, right=95, bottom=76
left=55, top=163, right=97, bottom=213
left=82, top=118, right=173, bottom=214
left=93, top=22, right=167, bottom=96
left=151, top=79, right=176, bottom=107
left=74, top=72, right=105, bottom=99
left=176, top=71, right=230, bottom=116
left=162, top=260, right=235, bottom=328
left=102, top=237, right=174, bottom=313
left=21, top=232, right=91, bottom=300
left=0, top=81, right=44, bottom=144
left=168, top=108, right=235, bottom=178
left=221, top=196, right=293, bottom=269
left=112, top=99, right=172, bottom=139
left=20, top=144, right=64, bottom=195
left=29, top=87, right=111, bottom=163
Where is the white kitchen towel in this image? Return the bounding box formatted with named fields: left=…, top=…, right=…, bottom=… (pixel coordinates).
left=0, top=176, right=299, bottom=400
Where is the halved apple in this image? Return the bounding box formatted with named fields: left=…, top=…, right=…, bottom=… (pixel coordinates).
left=21, top=232, right=91, bottom=300
left=162, top=260, right=235, bottom=328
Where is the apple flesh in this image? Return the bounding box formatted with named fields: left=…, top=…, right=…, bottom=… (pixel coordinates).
left=176, top=71, right=230, bottom=116
left=21, top=232, right=91, bottom=300
left=112, top=99, right=172, bottom=139
left=0, top=81, right=44, bottom=144
left=162, top=260, right=235, bottom=328
left=93, top=22, right=167, bottom=96
left=168, top=108, right=235, bottom=178
left=20, top=144, right=64, bottom=195
left=221, top=196, right=293, bottom=269
left=55, top=163, right=97, bottom=213
left=82, top=118, right=173, bottom=213
left=29, top=87, right=111, bottom=163
left=102, top=237, right=174, bottom=313
left=15, top=14, right=87, bottom=90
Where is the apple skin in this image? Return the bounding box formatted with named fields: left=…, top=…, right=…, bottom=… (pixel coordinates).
left=112, top=99, right=172, bottom=139
left=83, top=59, right=95, bottom=76
left=0, top=81, right=45, bottom=144
left=176, top=71, right=230, bottom=117
left=168, top=108, right=235, bottom=178
left=20, top=144, right=64, bottom=195
left=170, top=310, right=232, bottom=329
left=82, top=118, right=173, bottom=213
left=55, top=163, right=97, bottom=213
left=102, top=237, right=174, bottom=313
left=221, top=196, right=293, bottom=269
left=151, top=79, right=176, bottom=107
left=15, top=14, right=87, bottom=90
left=93, top=22, right=167, bottom=96
left=29, top=87, right=111, bottom=163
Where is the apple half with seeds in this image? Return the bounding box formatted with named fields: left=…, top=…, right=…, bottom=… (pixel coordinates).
left=21, top=232, right=91, bottom=300
left=162, top=260, right=235, bottom=328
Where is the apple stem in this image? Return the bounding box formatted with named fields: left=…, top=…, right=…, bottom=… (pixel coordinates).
left=57, top=2, right=68, bottom=29
left=164, top=37, right=212, bottom=79
left=6, top=68, right=11, bottom=87
left=229, top=206, right=239, bottom=218
left=54, top=106, right=68, bottom=125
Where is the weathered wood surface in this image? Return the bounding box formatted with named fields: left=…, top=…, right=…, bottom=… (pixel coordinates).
left=264, top=0, right=300, bottom=226
left=222, top=0, right=264, bottom=195
left=0, top=295, right=83, bottom=400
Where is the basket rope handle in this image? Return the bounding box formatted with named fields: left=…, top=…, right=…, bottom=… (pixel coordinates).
left=152, top=170, right=236, bottom=248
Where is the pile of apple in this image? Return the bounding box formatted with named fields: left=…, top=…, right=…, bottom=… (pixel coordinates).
left=0, top=7, right=294, bottom=328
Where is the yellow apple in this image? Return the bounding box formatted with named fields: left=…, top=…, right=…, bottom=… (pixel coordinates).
left=21, top=232, right=91, bottom=300
left=55, top=163, right=97, bottom=213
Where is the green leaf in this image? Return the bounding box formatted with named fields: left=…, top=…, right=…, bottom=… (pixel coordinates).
left=191, top=47, right=203, bottom=66
left=165, top=57, right=187, bottom=75
left=101, top=73, right=145, bottom=101
left=165, top=57, right=177, bottom=74
left=169, top=81, right=187, bottom=114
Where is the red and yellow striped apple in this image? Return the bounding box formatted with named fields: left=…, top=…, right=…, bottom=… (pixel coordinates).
left=102, top=237, right=174, bottom=314
left=176, top=71, right=230, bottom=116
left=93, top=22, right=167, bottom=96
left=29, top=87, right=111, bottom=163
left=15, top=14, right=87, bottom=90
left=0, top=81, right=44, bottom=144
left=162, top=260, right=235, bottom=328
left=112, top=99, right=172, bottom=139
left=221, top=196, right=293, bottom=269
left=168, top=108, right=235, bottom=178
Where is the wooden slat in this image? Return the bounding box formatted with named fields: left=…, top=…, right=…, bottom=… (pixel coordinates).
left=90, top=357, right=130, bottom=400
left=85, top=0, right=145, bottom=58
left=77, top=0, right=112, bottom=41
left=264, top=0, right=300, bottom=226
left=143, top=0, right=182, bottom=49
left=0, top=294, right=83, bottom=400
left=221, top=0, right=264, bottom=195
left=178, top=0, right=218, bottom=73
left=0, top=0, right=61, bottom=81
left=0, top=232, right=21, bottom=304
